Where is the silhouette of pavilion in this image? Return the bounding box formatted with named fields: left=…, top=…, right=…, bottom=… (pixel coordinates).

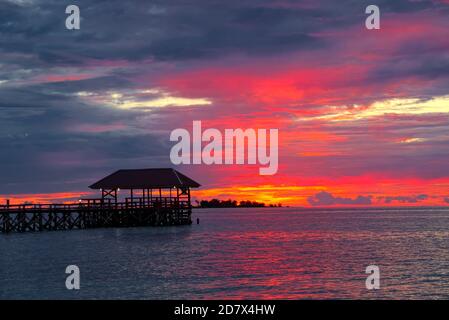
left=89, top=168, right=200, bottom=204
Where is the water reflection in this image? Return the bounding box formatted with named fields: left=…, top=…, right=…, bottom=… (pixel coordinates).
left=1, top=207, right=449, bottom=299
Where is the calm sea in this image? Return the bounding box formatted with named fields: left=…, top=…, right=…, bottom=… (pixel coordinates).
left=1, top=207, right=449, bottom=299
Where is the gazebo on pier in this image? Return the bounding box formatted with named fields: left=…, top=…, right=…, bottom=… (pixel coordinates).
left=89, top=168, right=200, bottom=208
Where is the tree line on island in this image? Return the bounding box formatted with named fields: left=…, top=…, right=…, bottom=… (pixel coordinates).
left=195, top=199, right=283, bottom=208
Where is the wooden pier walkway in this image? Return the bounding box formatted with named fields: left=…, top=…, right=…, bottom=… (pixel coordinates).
left=0, top=198, right=191, bottom=233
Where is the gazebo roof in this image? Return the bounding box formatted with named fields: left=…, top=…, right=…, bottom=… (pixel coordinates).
left=89, top=168, right=201, bottom=190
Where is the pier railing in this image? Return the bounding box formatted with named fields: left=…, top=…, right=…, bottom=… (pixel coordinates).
left=0, top=197, right=189, bottom=213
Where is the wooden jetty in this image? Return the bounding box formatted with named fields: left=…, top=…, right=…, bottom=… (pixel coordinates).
left=0, top=168, right=200, bottom=234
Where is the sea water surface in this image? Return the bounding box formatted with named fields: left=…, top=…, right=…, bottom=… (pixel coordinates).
left=1, top=207, right=449, bottom=299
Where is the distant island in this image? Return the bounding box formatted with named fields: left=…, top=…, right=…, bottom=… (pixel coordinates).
left=195, top=199, right=282, bottom=208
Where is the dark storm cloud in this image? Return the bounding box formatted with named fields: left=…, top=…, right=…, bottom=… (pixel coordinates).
left=2, top=0, right=324, bottom=65
left=30, top=75, right=134, bottom=94
left=1, top=0, right=442, bottom=66
left=369, top=55, right=449, bottom=88
left=308, top=191, right=372, bottom=206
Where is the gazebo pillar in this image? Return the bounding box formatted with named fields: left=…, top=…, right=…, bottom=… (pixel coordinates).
left=187, top=188, right=191, bottom=208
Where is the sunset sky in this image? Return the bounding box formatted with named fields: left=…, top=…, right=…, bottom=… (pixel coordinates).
left=1, top=0, right=449, bottom=206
